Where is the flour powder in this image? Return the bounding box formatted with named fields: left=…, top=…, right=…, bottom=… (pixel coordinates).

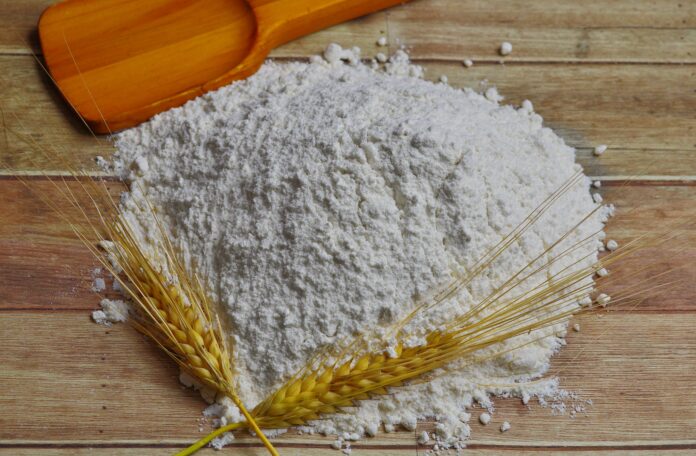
left=109, top=45, right=607, bottom=448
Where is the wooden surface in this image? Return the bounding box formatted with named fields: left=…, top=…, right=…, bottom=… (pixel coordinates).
left=1, top=0, right=695, bottom=454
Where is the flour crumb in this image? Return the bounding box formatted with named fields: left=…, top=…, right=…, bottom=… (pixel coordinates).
left=365, top=423, right=379, bottom=437
left=439, top=74, right=449, bottom=83
left=324, top=43, right=361, bottom=65
left=606, top=239, right=619, bottom=251
left=92, top=277, right=106, bottom=292
left=377, top=36, right=388, bottom=47
left=418, top=431, right=430, bottom=444
left=593, top=193, right=603, bottom=203
left=95, top=155, right=108, bottom=169
left=593, top=180, right=601, bottom=188
left=596, top=293, right=611, bottom=307
left=91, top=299, right=129, bottom=326
left=479, top=412, right=491, bottom=425
left=484, top=87, right=504, bottom=102
left=375, top=52, right=388, bottom=63
left=499, top=41, right=513, bottom=56
left=593, top=144, right=608, bottom=156
left=573, top=323, right=581, bottom=332
left=500, top=421, right=511, bottom=432
left=210, top=432, right=235, bottom=450
left=463, top=58, right=474, bottom=67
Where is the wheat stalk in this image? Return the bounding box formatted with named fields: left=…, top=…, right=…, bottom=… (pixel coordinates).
left=2, top=124, right=279, bottom=456
left=101, top=205, right=278, bottom=456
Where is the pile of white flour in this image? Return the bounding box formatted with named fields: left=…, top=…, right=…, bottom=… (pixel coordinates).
left=109, top=45, right=607, bottom=448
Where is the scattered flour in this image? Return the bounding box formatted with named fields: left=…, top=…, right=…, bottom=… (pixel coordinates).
left=479, top=412, right=491, bottom=425
left=92, top=277, right=106, bottom=292
left=499, top=41, right=513, bottom=56
left=91, top=299, right=129, bottom=326
left=108, top=44, right=607, bottom=448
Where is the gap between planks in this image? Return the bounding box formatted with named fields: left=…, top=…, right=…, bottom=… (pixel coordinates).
left=1, top=440, right=696, bottom=450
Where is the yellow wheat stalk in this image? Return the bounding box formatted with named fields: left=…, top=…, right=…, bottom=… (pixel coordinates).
left=101, top=201, right=278, bottom=456
left=2, top=123, right=279, bottom=455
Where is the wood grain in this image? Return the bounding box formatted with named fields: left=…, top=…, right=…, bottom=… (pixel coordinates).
left=2, top=451, right=695, bottom=456
left=2, top=312, right=695, bottom=445
left=387, top=0, right=696, bottom=63
left=4, top=0, right=695, bottom=63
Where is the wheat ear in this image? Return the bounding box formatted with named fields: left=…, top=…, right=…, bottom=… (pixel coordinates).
left=2, top=124, right=278, bottom=455
left=102, top=210, right=277, bottom=456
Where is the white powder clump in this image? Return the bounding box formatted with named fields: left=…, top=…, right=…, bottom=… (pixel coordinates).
left=91, top=299, right=129, bottom=326
left=479, top=412, right=491, bottom=425
left=484, top=87, right=504, bottom=102
left=111, top=44, right=606, bottom=448
left=418, top=431, right=430, bottom=444
left=92, top=277, right=106, bottom=292
left=499, top=41, right=513, bottom=56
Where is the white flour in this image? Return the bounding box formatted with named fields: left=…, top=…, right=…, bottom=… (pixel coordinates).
left=109, top=45, right=607, bottom=448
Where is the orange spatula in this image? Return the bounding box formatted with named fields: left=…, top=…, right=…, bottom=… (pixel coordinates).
left=38, top=0, right=406, bottom=134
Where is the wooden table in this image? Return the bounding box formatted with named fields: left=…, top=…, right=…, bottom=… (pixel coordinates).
left=1, top=1, right=695, bottom=454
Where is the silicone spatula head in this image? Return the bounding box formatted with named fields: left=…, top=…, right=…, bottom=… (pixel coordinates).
left=38, top=0, right=406, bottom=134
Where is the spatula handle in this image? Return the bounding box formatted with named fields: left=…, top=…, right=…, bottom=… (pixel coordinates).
left=248, top=0, right=406, bottom=49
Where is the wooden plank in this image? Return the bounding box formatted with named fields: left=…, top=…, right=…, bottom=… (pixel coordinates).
left=0, top=178, right=122, bottom=310
left=387, top=0, right=696, bottom=63
left=1, top=180, right=694, bottom=311
left=0, top=0, right=51, bottom=54
left=4, top=0, right=696, bottom=64
left=0, top=450, right=411, bottom=456
left=0, top=311, right=205, bottom=441
left=418, top=62, right=696, bottom=156
left=3, top=55, right=695, bottom=176
left=0, top=0, right=387, bottom=56
left=1, top=312, right=695, bottom=445
left=1, top=449, right=695, bottom=456
left=0, top=55, right=112, bottom=171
